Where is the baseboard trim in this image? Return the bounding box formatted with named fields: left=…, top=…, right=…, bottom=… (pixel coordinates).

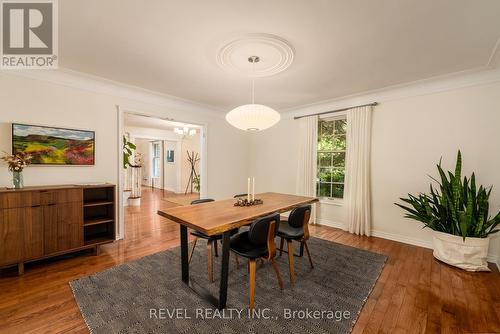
left=317, top=218, right=499, bottom=267
left=370, top=230, right=433, bottom=249
left=317, top=218, right=346, bottom=230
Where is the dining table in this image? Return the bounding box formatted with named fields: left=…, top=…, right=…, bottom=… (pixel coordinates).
left=157, top=192, right=319, bottom=309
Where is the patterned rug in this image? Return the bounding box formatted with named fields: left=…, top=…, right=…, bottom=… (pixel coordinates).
left=70, top=237, right=387, bottom=334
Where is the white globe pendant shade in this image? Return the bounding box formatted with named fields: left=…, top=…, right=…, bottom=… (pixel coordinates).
left=226, top=104, right=281, bottom=131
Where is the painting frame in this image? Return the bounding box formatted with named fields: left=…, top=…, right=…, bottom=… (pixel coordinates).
left=166, top=149, right=175, bottom=163
left=12, top=123, right=96, bottom=166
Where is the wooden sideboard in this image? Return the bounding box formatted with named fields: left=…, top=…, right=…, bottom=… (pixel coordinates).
left=0, top=184, right=116, bottom=275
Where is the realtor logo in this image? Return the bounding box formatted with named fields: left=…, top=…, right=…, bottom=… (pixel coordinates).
left=1, top=0, right=58, bottom=69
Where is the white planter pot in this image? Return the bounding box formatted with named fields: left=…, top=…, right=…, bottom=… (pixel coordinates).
left=432, top=230, right=490, bottom=272
left=123, top=190, right=131, bottom=207
left=128, top=197, right=141, bottom=206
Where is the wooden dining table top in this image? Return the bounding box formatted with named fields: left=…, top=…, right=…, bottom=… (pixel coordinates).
left=157, top=192, right=318, bottom=236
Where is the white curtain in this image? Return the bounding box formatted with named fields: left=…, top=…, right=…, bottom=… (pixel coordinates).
left=296, top=115, right=318, bottom=223
left=346, top=106, right=372, bottom=236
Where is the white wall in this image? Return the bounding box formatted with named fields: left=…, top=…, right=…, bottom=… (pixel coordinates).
left=250, top=78, right=500, bottom=262
left=0, top=72, right=251, bottom=202
left=164, top=140, right=180, bottom=192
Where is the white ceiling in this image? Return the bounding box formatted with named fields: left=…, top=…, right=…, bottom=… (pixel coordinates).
left=60, top=0, right=500, bottom=111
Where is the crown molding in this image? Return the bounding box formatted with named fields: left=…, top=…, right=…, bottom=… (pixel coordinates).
left=487, top=36, right=500, bottom=68
left=3, top=63, right=500, bottom=122
left=283, top=66, right=500, bottom=120
left=0, top=68, right=226, bottom=118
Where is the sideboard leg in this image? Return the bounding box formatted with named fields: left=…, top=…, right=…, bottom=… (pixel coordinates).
left=18, top=262, right=24, bottom=275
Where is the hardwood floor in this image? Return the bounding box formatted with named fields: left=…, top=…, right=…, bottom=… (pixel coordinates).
left=0, top=187, right=498, bottom=333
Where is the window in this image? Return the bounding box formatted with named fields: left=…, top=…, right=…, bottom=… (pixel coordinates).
left=152, top=142, right=161, bottom=178
left=317, top=118, right=347, bottom=199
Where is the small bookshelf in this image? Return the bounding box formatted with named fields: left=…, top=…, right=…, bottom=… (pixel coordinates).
left=83, top=184, right=116, bottom=245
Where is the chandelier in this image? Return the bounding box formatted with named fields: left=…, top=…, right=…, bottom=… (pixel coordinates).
left=174, top=127, right=197, bottom=136
left=225, top=56, right=280, bottom=131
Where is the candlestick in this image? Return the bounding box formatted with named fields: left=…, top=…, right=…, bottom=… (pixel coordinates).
left=252, top=177, right=255, bottom=201
left=247, top=178, right=250, bottom=202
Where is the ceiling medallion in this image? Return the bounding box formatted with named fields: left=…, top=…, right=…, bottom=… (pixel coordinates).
left=216, top=33, right=295, bottom=78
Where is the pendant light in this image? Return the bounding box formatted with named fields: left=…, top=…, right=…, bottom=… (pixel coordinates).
left=225, top=56, right=280, bottom=131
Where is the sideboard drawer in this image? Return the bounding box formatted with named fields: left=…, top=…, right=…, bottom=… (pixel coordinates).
left=56, top=188, right=83, bottom=204
left=39, top=188, right=83, bottom=205
left=0, top=192, right=40, bottom=209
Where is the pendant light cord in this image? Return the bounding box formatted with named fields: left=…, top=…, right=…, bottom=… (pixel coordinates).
left=251, top=60, right=255, bottom=104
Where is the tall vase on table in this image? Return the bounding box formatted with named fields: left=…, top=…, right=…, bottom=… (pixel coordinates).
left=1, top=152, right=32, bottom=189
left=12, top=171, right=24, bottom=189
left=128, top=153, right=143, bottom=206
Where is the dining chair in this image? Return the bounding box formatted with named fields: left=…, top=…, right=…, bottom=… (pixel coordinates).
left=230, top=213, right=284, bottom=309
left=188, top=198, right=238, bottom=282
left=277, top=205, right=313, bottom=285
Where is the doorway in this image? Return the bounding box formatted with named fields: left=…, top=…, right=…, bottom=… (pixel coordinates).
left=117, top=109, right=207, bottom=240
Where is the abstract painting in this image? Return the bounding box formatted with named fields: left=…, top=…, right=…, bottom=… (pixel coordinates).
left=12, top=123, right=95, bottom=165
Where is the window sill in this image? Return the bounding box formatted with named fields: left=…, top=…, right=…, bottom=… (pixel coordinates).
left=319, top=199, right=344, bottom=206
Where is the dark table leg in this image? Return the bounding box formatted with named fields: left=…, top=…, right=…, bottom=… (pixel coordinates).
left=218, top=231, right=231, bottom=310
left=180, top=225, right=189, bottom=284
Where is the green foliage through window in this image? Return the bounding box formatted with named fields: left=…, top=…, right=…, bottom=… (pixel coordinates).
left=317, top=118, right=346, bottom=199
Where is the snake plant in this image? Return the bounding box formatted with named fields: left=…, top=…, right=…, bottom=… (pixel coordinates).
left=395, top=151, right=500, bottom=239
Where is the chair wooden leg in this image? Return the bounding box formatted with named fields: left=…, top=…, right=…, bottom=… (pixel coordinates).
left=279, top=237, right=284, bottom=256
left=18, top=262, right=24, bottom=276
left=207, top=240, right=213, bottom=283
left=303, top=240, right=314, bottom=269
left=249, top=259, right=256, bottom=310
left=188, top=237, right=198, bottom=264
left=270, top=258, right=284, bottom=290
left=287, top=240, right=295, bottom=285
left=214, top=240, right=218, bottom=257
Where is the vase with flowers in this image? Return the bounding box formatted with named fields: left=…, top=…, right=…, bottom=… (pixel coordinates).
left=128, top=153, right=143, bottom=206
left=1, top=152, right=32, bottom=189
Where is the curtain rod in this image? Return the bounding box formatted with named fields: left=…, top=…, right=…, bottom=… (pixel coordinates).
left=293, top=102, right=378, bottom=120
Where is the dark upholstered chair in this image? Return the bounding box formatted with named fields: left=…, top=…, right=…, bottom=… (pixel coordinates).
left=230, top=213, right=283, bottom=309
left=277, top=205, right=313, bottom=285
left=188, top=199, right=238, bottom=282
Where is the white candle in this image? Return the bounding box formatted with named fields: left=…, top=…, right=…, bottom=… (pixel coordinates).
left=247, top=178, right=250, bottom=202
left=252, top=177, right=255, bottom=201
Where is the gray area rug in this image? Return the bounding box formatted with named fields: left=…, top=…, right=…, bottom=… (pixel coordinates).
left=70, top=237, right=387, bottom=334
